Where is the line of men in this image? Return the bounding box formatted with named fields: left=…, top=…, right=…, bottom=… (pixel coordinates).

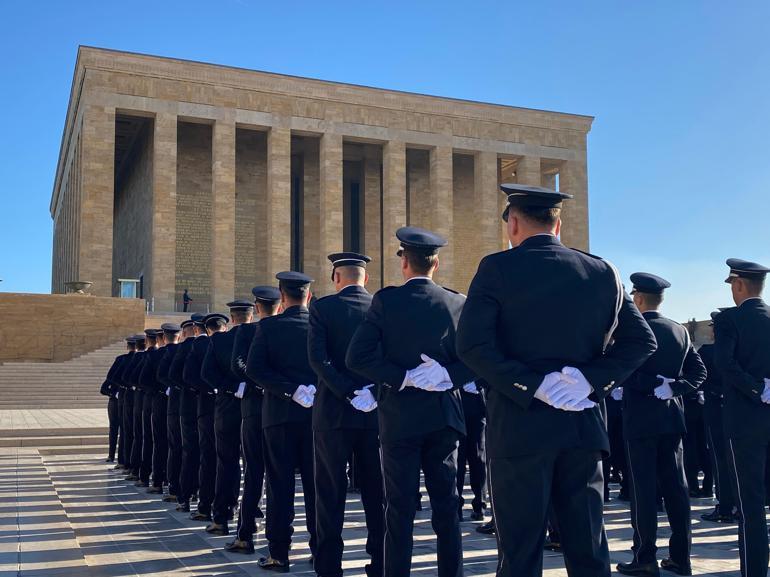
left=99, top=182, right=770, bottom=577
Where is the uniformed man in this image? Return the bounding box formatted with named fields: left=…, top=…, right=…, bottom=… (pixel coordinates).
left=118, top=334, right=144, bottom=479
left=605, top=383, right=628, bottom=500
left=456, top=184, right=657, bottom=577
left=140, top=328, right=171, bottom=495
left=714, top=258, right=770, bottom=577
left=169, top=315, right=203, bottom=512
left=136, top=329, right=160, bottom=488
left=157, top=323, right=183, bottom=502
left=700, top=310, right=739, bottom=523
left=456, top=379, right=486, bottom=521
left=615, top=273, right=706, bottom=576
left=246, top=271, right=318, bottom=572
left=101, top=342, right=129, bottom=464
left=127, top=332, right=152, bottom=484
left=225, top=286, right=281, bottom=554
left=203, top=305, right=251, bottom=536
left=184, top=315, right=217, bottom=522
left=683, top=376, right=712, bottom=498
left=347, top=227, right=472, bottom=577
left=309, top=252, right=384, bottom=577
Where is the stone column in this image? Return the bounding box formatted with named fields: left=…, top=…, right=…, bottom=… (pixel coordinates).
left=79, top=104, right=115, bottom=297
left=559, top=152, right=589, bottom=251
left=363, top=145, right=382, bottom=290
left=516, top=155, right=541, bottom=186
left=382, top=141, right=407, bottom=287
left=429, top=146, right=454, bottom=287
left=264, top=126, right=292, bottom=282
left=211, top=116, right=236, bottom=311
left=474, top=151, right=499, bottom=260
left=150, top=112, right=177, bottom=311
left=317, top=133, right=344, bottom=296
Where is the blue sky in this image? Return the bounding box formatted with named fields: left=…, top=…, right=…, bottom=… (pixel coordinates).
left=1, top=0, right=768, bottom=321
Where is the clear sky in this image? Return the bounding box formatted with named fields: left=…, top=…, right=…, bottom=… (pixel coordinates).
left=1, top=0, right=768, bottom=321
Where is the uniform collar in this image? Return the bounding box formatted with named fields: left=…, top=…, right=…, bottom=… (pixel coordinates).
left=282, top=304, right=308, bottom=315
left=642, top=310, right=663, bottom=319
left=339, top=284, right=368, bottom=295
left=739, top=297, right=765, bottom=308
left=519, top=233, right=562, bottom=249
left=405, top=276, right=434, bottom=285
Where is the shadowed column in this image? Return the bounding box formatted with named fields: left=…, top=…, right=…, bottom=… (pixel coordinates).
left=318, top=133, right=344, bottom=296
left=363, top=145, right=382, bottom=290
left=151, top=112, right=177, bottom=311
left=264, top=126, right=292, bottom=282
left=211, top=116, right=236, bottom=311
left=382, top=141, right=407, bottom=287
left=428, top=146, right=454, bottom=288
left=559, top=152, right=589, bottom=251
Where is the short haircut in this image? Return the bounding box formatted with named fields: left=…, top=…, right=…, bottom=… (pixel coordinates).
left=742, top=277, right=766, bottom=294
left=637, top=292, right=664, bottom=308
left=402, top=247, right=438, bottom=276
left=280, top=283, right=309, bottom=302
left=256, top=301, right=280, bottom=316
left=231, top=309, right=253, bottom=324
left=205, top=318, right=227, bottom=331
left=335, top=265, right=366, bottom=283
left=127, top=342, right=136, bottom=351
left=511, top=205, right=561, bottom=227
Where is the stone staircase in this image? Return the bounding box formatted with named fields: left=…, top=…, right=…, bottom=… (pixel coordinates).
left=0, top=340, right=126, bottom=409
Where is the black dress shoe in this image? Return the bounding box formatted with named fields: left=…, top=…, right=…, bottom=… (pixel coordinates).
left=176, top=502, right=190, bottom=512
left=105, top=458, right=115, bottom=463
left=205, top=522, right=229, bottom=536
left=190, top=511, right=212, bottom=522
left=147, top=486, right=163, bottom=494
left=162, top=494, right=178, bottom=503
left=135, top=480, right=149, bottom=488
left=470, top=509, right=484, bottom=521
left=700, top=508, right=738, bottom=523
left=660, top=558, right=691, bottom=575
left=125, top=474, right=138, bottom=481
left=224, top=538, right=254, bottom=554
left=476, top=520, right=495, bottom=535
left=258, top=556, right=289, bottom=573
left=617, top=561, right=660, bottom=576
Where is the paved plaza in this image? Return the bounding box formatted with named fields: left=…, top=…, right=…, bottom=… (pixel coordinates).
left=0, top=410, right=747, bottom=576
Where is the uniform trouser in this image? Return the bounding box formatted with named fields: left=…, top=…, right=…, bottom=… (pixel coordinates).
left=380, top=427, right=462, bottom=577
left=151, top=393, right=168, bottom=488
left=141, top=393, right=154, bottom=483
left=167, top=412, right=182, bottom=497
left=179, top=409, right=200, bottom=503
left=107, top=397, right=120, bottom=461
left=197, top=411, right=216, bottom=515
left=213, top=396, right=242, bottom=524
left=456, top=414, right=486, bottom=514
left=684, top=409, right=712, bottom=493
left=263, top=421, right=317, bottom=561
left=131, top=392, right=144, bottom=473
left=120, top=396, right=133, bottom=468
left=728, top=436, right=770, bottom=577
left=626, top=434, right=691, bottom=567
left=236, top=415, right=265, bottom=542
left=314, top=428, right=384, bottom=577
left=704, top=398, right=735, bottom=514
left=605, top=409, right=627, bottom=496
left=490, top=448, right=608, bottom=577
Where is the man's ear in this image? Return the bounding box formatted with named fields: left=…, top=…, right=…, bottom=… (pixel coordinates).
left=554, top=217, right=562, bottom=238
left=433, top=255, right=440, bottom=274
left=364, top=272, right=369, bottom=286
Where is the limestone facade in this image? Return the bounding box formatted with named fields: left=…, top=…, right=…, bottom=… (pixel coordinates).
left=51, top=47, right=593, bottom=311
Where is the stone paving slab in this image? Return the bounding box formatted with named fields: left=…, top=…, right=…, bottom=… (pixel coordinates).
left=0, top=446, right=748, bottom=576
left=0, top=409, right=107, bottom=432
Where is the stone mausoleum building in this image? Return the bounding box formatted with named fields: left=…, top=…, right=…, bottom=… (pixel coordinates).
left=51, top=46, right=593, bottom=312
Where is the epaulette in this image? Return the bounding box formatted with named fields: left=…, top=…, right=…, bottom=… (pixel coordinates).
left=441, top=286, right=463, bottom=296
left=570, top=247, right=606, bottom=261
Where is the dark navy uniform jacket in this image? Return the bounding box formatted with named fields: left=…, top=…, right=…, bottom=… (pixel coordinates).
left=456, top=234, right=657, bottom=458
left=139, top=348, right=166, bottom=394
left=169, top=338, right=193, bottom=389
left=101, top=354, right=127, bottom=397
left=183, top=335, right=215, bottom=416
left=201, top=329, right=241, bottom=395
left=622, top=311, right=707, bottom=440
left=158, top=343, right=179, bottom=414
left=308, top=284, right=378, bottom=432
left=714, top=298, right=770, bottom=440
left=245, top=305, right=317, bottom=429
left=346, top=278, right=472, bottom=444
left=231, top=323, right=263, bottom=420
left=698, top=343, right=722, bottom=399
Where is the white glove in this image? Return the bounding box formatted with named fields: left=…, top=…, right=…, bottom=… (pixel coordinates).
left=351, top=385, right=377, bottom=412
left=535, top=370, right=596, bottom=412
left=408, top=354, right=453, bottom=392
left=463, top=381, right=480, bottom=394
left=292, top=385, right=314, bottom=408
left=610, top=386, right=623, bottom=401
left=165, top=387, right=171, bottom=397
left=762, top=379, right=770, bottom=403
left=235, top=382, right=246, bottom=399
left=654, top=375, right=675, bottom=400
left=115, top=391, right=120, bottom=399
left=697, top=390, right=705, bottom=405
